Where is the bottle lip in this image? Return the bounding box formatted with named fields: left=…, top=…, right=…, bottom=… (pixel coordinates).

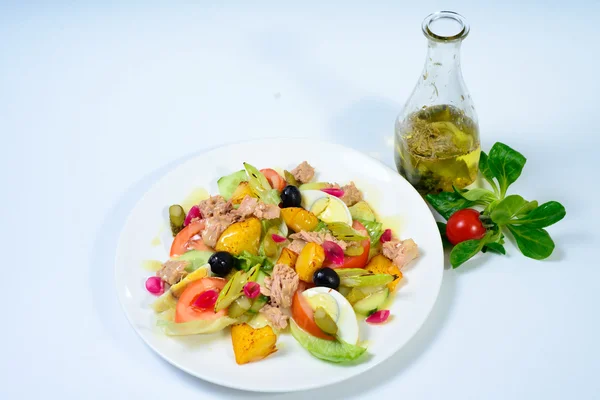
left=422, top=11, right=470, bottom=42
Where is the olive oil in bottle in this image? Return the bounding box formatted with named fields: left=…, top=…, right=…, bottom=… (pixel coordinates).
left=395, top=104, right=480, bottom=194
left=394, top=11, right=480, bottom=195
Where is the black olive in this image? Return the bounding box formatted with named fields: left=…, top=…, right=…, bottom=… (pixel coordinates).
left=208, top=251, right=235, bottom=276
left=280, top=185, right=302, bottom=208
left=313, top=267, right=340, bottom=289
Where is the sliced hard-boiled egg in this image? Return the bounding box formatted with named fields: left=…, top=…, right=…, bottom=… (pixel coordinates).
left=300, top=189, right=352, bottom=225
left=302, top=286, right=359, bottom=345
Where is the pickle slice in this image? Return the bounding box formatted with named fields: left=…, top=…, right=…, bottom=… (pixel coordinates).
left=314, top=307, right=338, bottom=336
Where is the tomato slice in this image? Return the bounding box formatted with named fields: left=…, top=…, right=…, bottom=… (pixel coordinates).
left=187, top=239, right=212, bottom=252
left=297, top=280, right=314, bottom=293
left=260, top=168, right=286, bottom=192
left=327, top=220, right=370, bottom=269
left=291, top=291, right=334, bottom=340
left=170, top=220, right=206, bottom=257
left=175, top=278, right=228, bottom=323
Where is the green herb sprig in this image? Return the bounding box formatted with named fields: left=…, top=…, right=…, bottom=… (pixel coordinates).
left=426, top=142, right=566, bottom=268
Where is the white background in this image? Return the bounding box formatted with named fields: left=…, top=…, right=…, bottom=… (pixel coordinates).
left=1, top=1, right=599, bottom=399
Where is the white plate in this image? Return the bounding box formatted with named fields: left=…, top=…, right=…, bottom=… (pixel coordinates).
left=115, top=138, right=443, bottom=392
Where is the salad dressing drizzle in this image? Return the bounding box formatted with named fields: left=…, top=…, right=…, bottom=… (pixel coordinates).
left=181, top=188, right=210, bottom=213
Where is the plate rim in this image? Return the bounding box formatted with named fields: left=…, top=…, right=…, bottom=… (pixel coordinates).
left=114, top=137, right=444, bottom=393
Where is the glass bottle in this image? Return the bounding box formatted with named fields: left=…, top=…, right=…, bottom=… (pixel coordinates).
left=394, top=11, right=480, bottom=195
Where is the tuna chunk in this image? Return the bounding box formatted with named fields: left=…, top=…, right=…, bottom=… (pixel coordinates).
left=382, top=238, right=419, bottom=269
left=232, top=195, right=279, bottom=220
left=323, top=181, right=363, bottom=207
left=340, top=181, right=363, bottom=207
left=201, top=215, right=237, bottom=248
left=254, top=203, right=281, bottom=220
left=289, top=230, right=350, bottom=251
left=287, top=239, right=307, bottom=254
left=291, top=161, right=315, bottom=184
left=156, top=260, right=188, bottom=285
left=198, top=195, right=232, bottom=218
left=259, top=304, right=289, bottom=330
left=235, top=195, right=258, bottom=218
left=197, top=194, right=280, bottom=247
left=260, top=283, right=271, bottom=297
left=263, top=264, right=299, bottom=308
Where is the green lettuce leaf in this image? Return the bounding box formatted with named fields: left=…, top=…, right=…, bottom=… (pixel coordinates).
left=356, top=219, right=383, bottom=247
left=290, top=320, right=367, bottom=363
left=157, top=317, right=238, bottom=336
left=235, top=250, right=273, bottom=272
left=312, top=219, right=329, bottom=232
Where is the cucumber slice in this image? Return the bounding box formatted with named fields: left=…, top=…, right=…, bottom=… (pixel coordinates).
left=337, top=286, right=351, bottom=297
left=176, top=250, right=215, bottom=272
left=217, top=170, right=248, bottom=200
left=228, top=296, right=252, bottom=318
left=249, top=294, right=269, bottom=313
left=255, top=270, right=268, bottom=286
left=349, top=201, right=376, bottom=222
left=353, top=288, right=389, bottom=315
left=345, top=286, right=384, bottom=305
left=247, top=313, right=270, bottom=329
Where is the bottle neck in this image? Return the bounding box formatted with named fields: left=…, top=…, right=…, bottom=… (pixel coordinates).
left=424, top=40, right=462, bottom=72
left=411, top=38, right=470, bottom=108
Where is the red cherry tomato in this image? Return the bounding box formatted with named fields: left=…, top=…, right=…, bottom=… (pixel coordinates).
left=446, top=209, right=486, bottom=245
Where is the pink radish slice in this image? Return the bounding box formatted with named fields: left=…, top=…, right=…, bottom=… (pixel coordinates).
left=184, top=205, right=202, bottom=227
left=322, top=240, right=344, bottom=265
left=366, top=310, right=390, bottom=324
left=380, top=229, right=392, bottom=243
left=320, top=188, right=344, bottom=198
left=271, top=234, right=286, bottom=243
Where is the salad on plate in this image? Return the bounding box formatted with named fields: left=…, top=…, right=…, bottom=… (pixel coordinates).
left=145, top=161, right=419, bottom=365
